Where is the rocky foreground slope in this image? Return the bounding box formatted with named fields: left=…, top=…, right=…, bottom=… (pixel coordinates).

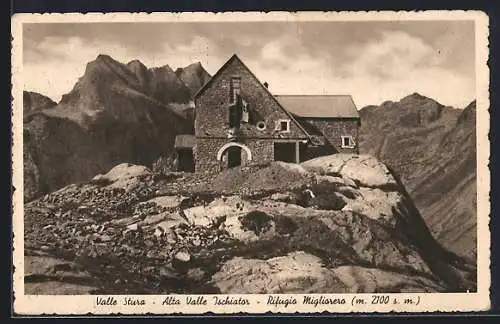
left=359, top=94, right=477, bottom=260
left=24, top=154, right=476, bottom=295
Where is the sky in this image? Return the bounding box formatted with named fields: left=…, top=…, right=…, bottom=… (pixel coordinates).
left=23, top=20, right=476, bottom=108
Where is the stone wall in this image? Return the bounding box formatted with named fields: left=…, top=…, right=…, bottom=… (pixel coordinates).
left=193, top=56, right=360, bottom=173
left=194, top=119, right=359, bottom=173
left=300, top=118, right=360, bottom=154
left=195, top=56, right=308, bottom=140
left=245, top=139, right=274, bottom=164
left=195, top=138, right=276, bottom=173
left=194, top=138, right=226, bottom=174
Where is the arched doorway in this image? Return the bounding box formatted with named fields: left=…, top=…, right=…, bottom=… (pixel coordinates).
left=227, top=146, right=242, bottom=168
left=216, top=142, right=252, bottom=169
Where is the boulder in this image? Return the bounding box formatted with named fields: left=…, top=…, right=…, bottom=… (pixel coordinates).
left=341, top=188, right=402, bottom=224
left=182, top=197, right=276, bottom=242
left=224, top=210, right=277, bottom=242
left=183, top=196, right=251, bottom=227
left=331, top=266, right=446, bottom=293
left=314, top=212, right=432, bottom=275
left=24, top=255, right=98, bottom=295
left=341, top=201, right=381, bottom=220
left=212, top=251, right=445, bottom=294
left=147, top=195, right=187, bottom=209
left=212, top=251, right=349, bottom=294
left=315, top=175, right=345, bottom=186
left=186, top=268, right=206, bottom=281
left=174, top=250, right=191, bottom=262
left=92, top=163, right=152, bottom=192
left=259, top=201, right=327, bottom=219
left=126, top=223, right=139, bottom=231
left=155, top=217, right=188, bottom=232
left=269, top=192, right=294, bottom=202
left=342, top=177, right=358, bottom=188
left=336, top=185, right=360, bottom=199
left=302, top=154, right=397, bottom=189
left=301, top=154, right=352, bottom=175
left=138, top=211, right=186, bottom=229
left=25, top=255, right=90, bottom=278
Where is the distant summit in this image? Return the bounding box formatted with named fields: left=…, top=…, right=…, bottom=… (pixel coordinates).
left=401, top=92, right=431, bottom=102
left=175, top=61, right=211, bottom=96
left=126, top=59, right=150, bottom=86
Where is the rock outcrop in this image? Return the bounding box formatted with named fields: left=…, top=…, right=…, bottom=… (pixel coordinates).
left=359, top=94, right=477, bottom=260
left=24, top=156, right=476, bottom=294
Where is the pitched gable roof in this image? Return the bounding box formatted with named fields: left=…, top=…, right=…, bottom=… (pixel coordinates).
left=275, top=95, right=359, bottom=118
left=194, top=54, right=238, bottom=99
left=195, top=54, right=312, bottom=139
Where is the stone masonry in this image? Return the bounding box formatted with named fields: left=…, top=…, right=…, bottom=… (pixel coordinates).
left=192, top=54, right=361, bottom=174
left=194, top=55, right=309, bottom=173
left=300, top=118, right=360, bottom=154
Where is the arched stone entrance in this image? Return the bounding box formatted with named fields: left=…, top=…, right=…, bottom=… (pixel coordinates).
left=216, top=142, right=252, bottom=169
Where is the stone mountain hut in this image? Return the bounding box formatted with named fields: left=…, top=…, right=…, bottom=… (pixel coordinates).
left=174, top=54, right=360, bottom=173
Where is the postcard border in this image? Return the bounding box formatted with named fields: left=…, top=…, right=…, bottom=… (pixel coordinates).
left=11, top=10, right=492, bottom=315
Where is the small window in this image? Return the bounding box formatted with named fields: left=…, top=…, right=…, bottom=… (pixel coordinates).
left=341, top=136, right=356, bottom=148
left=230, top=76, right=241, bottom=103
left=277, top=119, right=290, bottom=133
left=256, top=121, right=266, bottom=131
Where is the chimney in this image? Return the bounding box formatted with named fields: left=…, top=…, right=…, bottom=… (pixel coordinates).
left=264, top=82, right=269, bottom=89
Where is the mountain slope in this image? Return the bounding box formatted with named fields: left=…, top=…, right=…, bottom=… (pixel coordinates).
left=358, top=94, right=476, bottom=259
left=126, top=59, right=193, bottom=104
left=175, top=62, right=211, bottom=96
left=23, top=55, right=208, bottom=202
left=23, top=91, right=56, bottom=116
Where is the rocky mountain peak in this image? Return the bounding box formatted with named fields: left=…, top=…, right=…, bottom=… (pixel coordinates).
left=404, top=92, right=428, bottom=100
left=126, top=59, right=145, bottom=67
left=95, top=53, right=114, bottom=62
left=175, top=61, right=211, bottom=95
left=23, top=91, right=57, bottom=114
left=126, top=59, right=150, bottom=88
left=175, top=61, right=203, bottom=75
left=457, top=100, right=477, bottom=125
left=126, top=59, right=148, bottom=73
left=57, top=54, right=145, bottom=115
left=152, top=64, right=175, bottom=74
left=399, top=92, right=441, bottom=107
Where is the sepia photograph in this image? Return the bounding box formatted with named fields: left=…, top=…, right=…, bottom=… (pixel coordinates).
left=11, top=11, right=490, bottom=314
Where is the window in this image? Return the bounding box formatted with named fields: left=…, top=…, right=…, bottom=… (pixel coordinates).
left=230, top=76, right=241, bottom=103
left=341, top=136, right=356, bottom=148
left=277, top=119, right=290, bottom=133
left=228, top=103, right=240, bottom=128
